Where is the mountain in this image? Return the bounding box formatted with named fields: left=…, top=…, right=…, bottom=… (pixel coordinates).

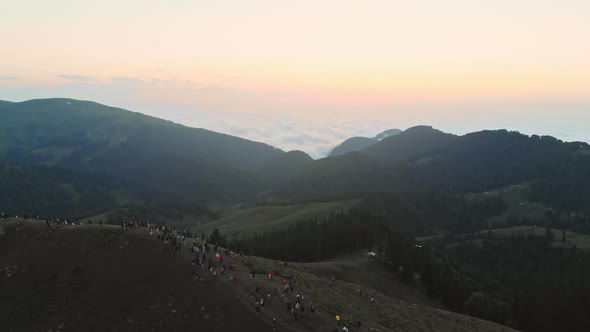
left=277, top=126, right=590, bottom=211
left=0, top=161, right=210, bottom=220
left=363, top=126, right=455, bottom=163
left=374, top=128, right=403, bottom=140
left=0, top=98, right=284, bottom=201
left=255, top=150, right=313, bottom=187
left=275, top=152, right=385, bottom=201
left=328, top=128, right=402, bottom=157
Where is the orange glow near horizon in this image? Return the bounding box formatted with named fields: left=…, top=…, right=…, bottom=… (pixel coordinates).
left=2, top=0, right=589, bottom=106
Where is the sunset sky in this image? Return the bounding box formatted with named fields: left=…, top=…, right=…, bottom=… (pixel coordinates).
left=1, top=0, right=589, bottom=157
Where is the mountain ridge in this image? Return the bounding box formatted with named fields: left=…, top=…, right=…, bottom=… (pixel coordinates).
left=0, top=98, right=284, bottom=201
left=328, top=128, right=403, bottom=157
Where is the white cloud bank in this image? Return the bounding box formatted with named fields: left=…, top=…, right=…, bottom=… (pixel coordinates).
left=1, top=76, right=589, bottom=158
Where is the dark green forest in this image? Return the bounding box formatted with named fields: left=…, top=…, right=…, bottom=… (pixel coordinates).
left=0, top=161, right=211, bottom=220
left=0, top=98, right=285, bottom=200
left=278, top=127, right=590, bottom=215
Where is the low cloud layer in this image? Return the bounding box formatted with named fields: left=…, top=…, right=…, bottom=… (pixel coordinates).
left=1, top=76, right=589, bottom=158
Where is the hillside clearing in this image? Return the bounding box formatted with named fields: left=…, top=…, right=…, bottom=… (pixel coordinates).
left=192, top=199, right=361, bottom=239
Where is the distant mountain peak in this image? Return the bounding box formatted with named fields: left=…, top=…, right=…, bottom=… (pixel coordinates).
left=374, top=128, right=402, bottom=141
left=328, top=128, right=402, bottom=157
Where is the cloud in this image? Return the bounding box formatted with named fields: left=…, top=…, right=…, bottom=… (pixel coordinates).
left=282, top=134, right=331, bottom=145
left=2, top=76, right=589, bottom=159
left=58, top=74, right=93, bottom=81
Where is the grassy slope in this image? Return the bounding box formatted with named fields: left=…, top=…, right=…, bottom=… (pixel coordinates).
left=292, top=253, right=442, bottom=309
left=234, top=254, right=516, bottom=332
left=192, top=199, right=361, bottom=239
left=466, top=184, right=547, bottom=224
left=481, top=225, right=590, bottom=249
left=0, top=220, right=270, bottom=332
left=0, top=220, right=515, bottom=332
left=418, top=225, right=590, bottom=250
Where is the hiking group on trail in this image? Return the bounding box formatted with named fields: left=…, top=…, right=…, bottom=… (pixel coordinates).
left=1, top=214, right=360, bottom=331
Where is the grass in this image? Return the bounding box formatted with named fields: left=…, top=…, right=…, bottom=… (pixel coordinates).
left=1, top=220, right=516, bottom=331
left=55, top=181, right=81, bottom=202
left=466, top=183, right=547, bottom=224
left=191, top=199, right=360, bottom=240
left=481, top=225, right=590, bottom=249
left=292, top=253, right=442, bottom=309
left=79, top=207, right=130, bottom=223
left=420, top=225, right=590, bottom=251
left=232, top=253, right=516, bottom=331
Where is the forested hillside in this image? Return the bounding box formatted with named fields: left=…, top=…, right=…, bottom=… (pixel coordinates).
left=277, top=126, right=590, bottom=213
left=0, top=161, right=210, bottom=219
left=0, top=98, right=283, bottom=200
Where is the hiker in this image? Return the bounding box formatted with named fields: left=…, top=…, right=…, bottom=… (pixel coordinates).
left=267, top=292, right=272, bottom=304
left=336, top=314, right=341, bottom=327
left=255, top=301, right=261, bottom=319
left=272, top=318, right=277, bottom=331
left=343, top=326, right=349, bottom=332
left=45, top=219, right=50, bottom=228
left=310, top=304, right=315, bottom=317
left=260, top=298, right=265, bottom=310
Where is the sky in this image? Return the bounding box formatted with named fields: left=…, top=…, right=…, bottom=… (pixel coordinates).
left=1, top=0, right=589, bottom=158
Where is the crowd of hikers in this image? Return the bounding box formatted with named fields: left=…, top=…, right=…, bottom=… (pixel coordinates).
left=1, top=213, right=360, bottom=331
left=1, top=212, right=91, bottom=226
left=146, top=224, right=360, bottom=331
